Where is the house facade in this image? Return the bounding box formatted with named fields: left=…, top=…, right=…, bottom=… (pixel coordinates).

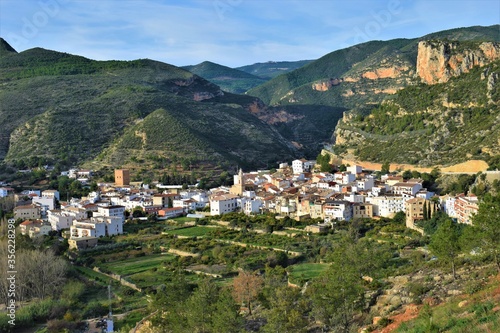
left=14, top=204, right=41, bottom=220
left=210, top=194, right=239, bottom=216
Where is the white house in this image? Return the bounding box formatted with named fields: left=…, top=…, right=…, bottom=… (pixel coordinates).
left=96, top=205, right=126, bottom=223
left=347, top=165, right=363, bottom=174
left=71, top=220, right=106, bottom=238
left=292, top=159, right=315, bottom=174
left=368, top=195, right=406, bottom=218
left=173, top=198, right=197, bottom=213
left=334, top=172, right=356, bottom=184
left=240, top=197, right=263, bottom=215
left=343, top=193, right=365, bottom=203
left=323, top=201, right=353, bottom=222
left=32, top=196, right=56, bottom=217
left=0, top=187, right=14, bottom=197
left=70, top=216, right=123, bottom=238
left=441, top=195, right=457, bottom=218
left=416, top=189, right=435, bottom=200
left=210, top=194, right=239, bottom=216
left=41, top=189, right=60, bottom=201
left=356, top=176, right=375, bottom=191
left=390, top=182, right=423, bottom=196
left=48, top=208, right=86, bottom=230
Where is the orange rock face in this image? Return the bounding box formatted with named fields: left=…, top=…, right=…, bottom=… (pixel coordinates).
left=311, top=78, right=342, bottom=91
left=417, top=41, right=500, bottom=84
left=362, top=67, right=407, bottom=80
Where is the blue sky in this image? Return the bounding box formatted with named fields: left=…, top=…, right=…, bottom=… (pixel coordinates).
left=0, top=0, right=498, bottom=67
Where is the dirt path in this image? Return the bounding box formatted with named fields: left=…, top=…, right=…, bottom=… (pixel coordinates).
left=339, top=158, right=489, bottom=173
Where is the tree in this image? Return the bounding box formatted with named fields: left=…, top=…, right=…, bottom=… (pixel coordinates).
left=263, top=285, right=308, bottom=333
left=316, top=153, right=331, bottom=172
left=232, top=271, right=263, bottom=315
left=309, top=236, right=369, bottom=332
left=423, top=201, right=429, bottom=220
left=429, top=217, right=462, bottom=279
left=151, top=271, right=192, bottom=332
left=381, top=162, right=390, bottom=175
left=0, top=247, right=67, bottom=304
left=211, top=287, right=244, bottom=333
left=402, top=170, right=412, bottom=180
left=185, top=278, right=218, bottom=333
left=309, top=258, right=363, bottom=333
left=468, top=195, right=500, bottom=271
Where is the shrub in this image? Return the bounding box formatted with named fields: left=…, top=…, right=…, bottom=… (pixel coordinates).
left=464, top=279, right=484, bottom=295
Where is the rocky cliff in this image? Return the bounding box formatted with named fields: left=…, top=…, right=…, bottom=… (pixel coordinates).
left=416, top=41, right=500, bottom=84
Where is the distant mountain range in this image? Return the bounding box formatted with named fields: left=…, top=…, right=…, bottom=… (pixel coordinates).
left=0, top=24, right=499, bottom=176
left=182, top=61, right=267, bottom=94
left=182, top=60, right=314, bottom=93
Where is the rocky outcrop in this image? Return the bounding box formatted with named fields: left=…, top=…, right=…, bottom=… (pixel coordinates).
left=487, top=71, right=498, bottom=103
left=311, top=78, right=343, bottom=91
left=416, top=41, right=500, bottom=84
left=193, top=91, right=215, bottom=101
left=362, top=66, right=409, bottom=80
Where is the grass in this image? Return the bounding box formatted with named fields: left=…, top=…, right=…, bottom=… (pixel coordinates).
left=127, top=269, right=201, bottom=289
left=169, top=216, right=199, bottom=224
left=163, top=226, right=219, bottom=237
left=288, top=263, right=329, bottom=285
left=394, top=273, right=500, bottom=332
left=114, top=308, right=149, bottom=332
left=99, top=254, right=176, bottom=276
left=74, top=266, right=113, bottom=285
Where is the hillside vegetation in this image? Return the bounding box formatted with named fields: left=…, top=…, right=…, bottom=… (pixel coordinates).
left=246, top=25, right=500, bottom=168
left=0, top=41, right=297, bottom=171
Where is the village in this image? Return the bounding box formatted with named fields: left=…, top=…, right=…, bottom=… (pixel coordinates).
left=1, top=158, right=480, bottom=250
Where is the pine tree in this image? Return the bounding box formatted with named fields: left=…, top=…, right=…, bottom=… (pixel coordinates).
left=429, top=218, right=462, bottom=279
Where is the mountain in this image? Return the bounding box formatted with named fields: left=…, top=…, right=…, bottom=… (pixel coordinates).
left=182, top=61, right=266, bottom=94
left=334, top=43, right=500, bottom=168
left=1, top=25, right=499, bottom=175
left=0, top=38, right=17, bottom=55
left=0, top=46, right=298, bottom=172
left=246, top=25, right=500, bottom=168
left=236, top=60, right=314, bottom=79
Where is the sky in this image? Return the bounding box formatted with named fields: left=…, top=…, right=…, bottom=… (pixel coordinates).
left=0, top=0, right=499, bottom=68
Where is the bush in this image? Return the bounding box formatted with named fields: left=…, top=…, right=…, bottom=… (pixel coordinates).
left=82, top=301, right=109, bottom=319
left=62, top=280, right=86, bottom=303
left=47, top=319, right=82, bottom=333
left=464, top=279, right=484, bottom=295
left=407, top=282, right=431, bottom=303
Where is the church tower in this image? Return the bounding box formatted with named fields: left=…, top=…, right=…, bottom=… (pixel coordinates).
left=230, top=168, right=245, bottom=196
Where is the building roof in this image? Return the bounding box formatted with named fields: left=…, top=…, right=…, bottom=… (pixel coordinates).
left=211, top=194, right=239, bottom=201
left=14, top=204, right=38, bottom=210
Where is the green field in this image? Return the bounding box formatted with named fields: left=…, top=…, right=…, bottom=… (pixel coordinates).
left=170, top=216, right=199, bottom=223
left=74, top=266, right=113, bottom=284
left=288, top=263, right=329, bottom=284
left=100, top=254, right=176, bottom=276
left=163, top=226, right=219, bottom=237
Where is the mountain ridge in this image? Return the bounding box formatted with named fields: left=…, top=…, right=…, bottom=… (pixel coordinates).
left=0, top=24, right=499, bottom=175
left=0, top=45, right=298, bottom=172
left=182, top=61, right=266, bottom=93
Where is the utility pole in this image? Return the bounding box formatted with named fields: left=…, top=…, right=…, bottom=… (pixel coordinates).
left=106, top=283, right=114, bottom=332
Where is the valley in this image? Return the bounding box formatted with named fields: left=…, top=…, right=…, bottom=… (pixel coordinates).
left=0, top=22, right=500, bottom=333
